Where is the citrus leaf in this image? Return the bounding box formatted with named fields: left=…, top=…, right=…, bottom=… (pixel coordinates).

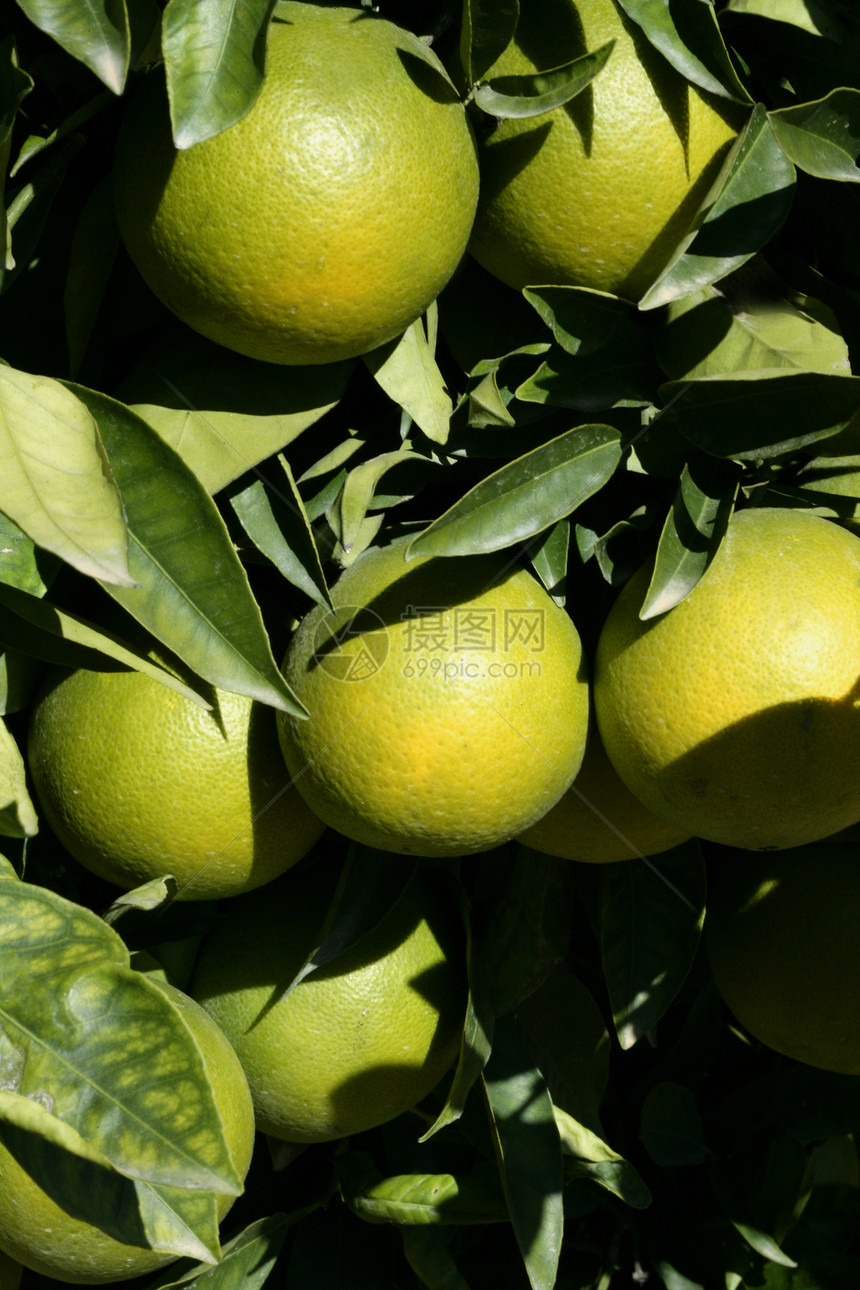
left=472, top=42, right=614, bottom=118
left=64, top=175, right=120, bottom=378
left=598, top=840, right=706, bottom=1050
left=163, top=0, right=272, bottom=150
left=103, top=877, right=179, bottom=926
left=640, top=1082, right=710, bottom=1167
left=67, top=383, right=306, bottom=717
left=516, top=319, right=657, bottom=409
left=0, top=367, right=134, bottom=586
left=365, top=318, right=452, bottom=446
left=14, top=0, right=131, bottom=94
left=230, top=464, right=332, bottom=610
left=481, top=1020, right=563, bottom=1290
left=639, top=453, right=739, bottom=620
left=402, top=1227, right=473, bottom=1290
left=0, top=37, right=33, bottom=272
left=769, top=88, right=860, bottom=182
left=529, top=519, right=568, bottom=606
left=0, top=881, right=240, bottom=1195
left=723, top=0, right=843, bottom=39
left=407, top=424, right=622, bottom=560
left=730, top=1221, right=798, bottom=1269
left=617, top=0, right=751, bottom=102
left=134, top=1182, right=220, bottom=1265
left=555, top=1105, right=652, bottom=1208
left=641, top=103, right=795, bottom=310
left=1, top=136, right=81, bottom=295
left=658, top=371, right=860, bottom=460
left=145, top=1212, right=302, bottom=1290
left=334, top=450, right=437, bottom=557
left=0, top=854, right=17, bottom=880
left=338, top=1152, right=507, bottom=1227
left=8, top=87, right=108, bottom=179
left=0, top=582, right=212, bottom=707
left=0, top=649, right=41, bottom=716
left=522, top=287, right=630, bottom=357
left=459, top=0, right=518, bottom=87
left=0, top=715, right=37, bottom=838
left=0, top=509, right=52, bottom=595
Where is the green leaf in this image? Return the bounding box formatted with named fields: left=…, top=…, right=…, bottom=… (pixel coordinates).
left=769, top=88, right=860, bottom=182
left=516, top=319, right=657, bottom=409
left=641, top=103, right=795, bottom=310
left=0, top=648, right=41, bottom=715
left=103, top=876, right=179, bottom=926
left=658, top=371, right=860, bottom=460
left=459, top=0, right=518, bottom=87
left=402, top=1227, right=473, bottom=1290
left=0, top=582, right=212, bottom=707
left=553, top=1105, right=651, bottom=1208
left=523, top=287, right=630, bottom=357
left=723, top=0, right=844, bottom=39
left=640, top=1082, right=710, bottom=1166
left=407, top=424, right=622, bottom=559
left=617, top=0, right=751, bottom=102
left=230, top=462, right=332, bottom=610
left=0, top=508, right=54, bottom=595
left=162, top=0, right=272, bottom=149
left=9, top=88, right=109, bottom=179
left=120, top=334, right=352, bottom=495
left=0, top=37, right=33, bottom=272
left=0, top=367, right=134, bottom=586
left=334, top=450, right=435, bottom=558
left=14, top=0, right=131, bottom=94
left=0, top=715, right=37, bottom=837
left=1, top=136, right=81, bottom=295
left=67, top=383, right=306, bottom=717
left=639, top=452, right=739, bottom=619
left=530, top=519, right=569, bottom=605
left=365, top=317, right=452, bottom=446
left=144, top=1212, right=300, bottom=1290
left=598, top=840, right=706, bottom=1049
left=482, top=1020, right=563, bottom=1290
left=64, top=175, right=120, bottom=377
left=0, top=881, right=240, bottom=1195
left=338, top=1152, right=507, bottom=1227
left=472, top=42, right=614, bottom=118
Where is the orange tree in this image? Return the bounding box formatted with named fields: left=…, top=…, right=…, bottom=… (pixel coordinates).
left=2, top=1, right=860, bottom=1288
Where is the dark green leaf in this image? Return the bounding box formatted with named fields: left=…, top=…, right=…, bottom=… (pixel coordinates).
left=0, top=37, right=33, bottom=272
left=640, top=1082, right=710, bottom=1166
left=407, top=424, right=622, bottom=559
left=459, top=0, right=518, bottom=87
left=723, top=0, right=842, bottom=40
left=529, top=519, right=569, bottom=605
left=1, top=137, right=81, bottom=295
left=639, top=452, right=739, bottom=619
left=769, top=88, right=860, bottom=182
left=64, top=175, right=120, bottom=377
left=599, top=839, right=706, bottom=1049
left=516, top=320, right=657, bottom=409
left=68, top=383, right=306, bottom=716
left=143, top=1212, right=302, bottom=1290
left=472, top=43, right=614, bottom=119
left=338, top=1152, right=507, bottom=1227
left=0, top=715, right=37, bottom=837
left=15, top=0, right=131, bottom=94
left=333, top=450, right=435, bottom=558
left=658, top=371, right=860, bottom=460
left=230, top=463, right=332, bottom=610
left=162, top=0, right=272, bottom=149
left=553, top=1105, right=651, bottom=1208
left=522, top=287, right=630, bottom=357
left=641, top=104, right=795, bottom=310
left=402, top=1226, right=473, bottom=1290
left=0, top=509, right=53, bottom=595
left=482, top=1020, right=563, bottom=1290
left=0, top=648, right=41, bottom=716
left=617, top=0, right=751, bottom=101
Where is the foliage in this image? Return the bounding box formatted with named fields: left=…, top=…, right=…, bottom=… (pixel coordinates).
left=3, top=0, right=860, bottom=1287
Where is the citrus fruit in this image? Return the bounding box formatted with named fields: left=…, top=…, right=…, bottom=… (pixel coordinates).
left=190, top=861, right=464, bottom=1143
left=27, top=664, right=324, bottom=900
left=706, top=841, right=860, bottom=1073
left=276, top=539, right=590, bottom=856
left=593, top=508, right=860, bottom=851
left=0, top=980, right=256, bottom=1284
left=113, top=2, right=479, bottom=365
left=467, top=0, right=741, bottom=299
left=518, top=726, right=690, bottom=862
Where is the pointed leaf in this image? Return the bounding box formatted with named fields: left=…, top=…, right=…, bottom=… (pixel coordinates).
left=459, top=0, right=518, bottom=87
left=408, top=424, right=622, bottom=559
left=516, top=319, right=657, bottom=409
left=523, top=287, right=630, bottom=357
left=641, top=104, right=795, bottom=310
left=482, top=1021, right=563, bottom=1290
left=0, top=715, right=37, bottom=838
left=0, top=509, right=52, bottom=595
left=659, top=371, right=860, bottom=460
left=472, top=43, right=614, bottom=118
left=230, top=463, right=331, bottom=610
left=338, top=1152, right=507, bottom=1227
left=67, top=383, right=306, bottom=716
left=0, top=367, right=133, bottom=586
left=0, top=881, right=240, bottom=1194
left=731, top=1222, right=798, bottom=1268
left=163, top=0, right=272, bottom=150
left=402, top=1227, right=473, bottom=1290
left=134, top=1182, right=221, bottom=1265
left=364, top=318, right=452, bottom=445
left=617, top=0, right=751, bottom=102
left=0, top=37, right=33, bottom=272
left=1, top=137, right=81, bottom=295
left=335, top=450, right=435, bottom=557
left=723, top=0, right=841, bottom=38
left=639, top=453, right=739, bottom=619
left=769, top=88, right=860, bottom=182
left=14, top=0, right=130, bottom=93
left=553, top=1105, right=651, bottom=1208
left=103, top=876, right=179, bottom=926
left=0, top=582, right=211, bottom=707
left=145, top=1212, right=302, bottom=1290
left=530, top=519, right=569, bottom=606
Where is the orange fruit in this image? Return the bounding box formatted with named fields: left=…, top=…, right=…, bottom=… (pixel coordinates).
left=27, top=664, right=324, bottom=900
left=276, top=539, right=590, bottom=856
left=190, top=862, right=464, bottom=1143
left=706, top=840, right=860, bottom=1073
left=518, top=726, right=690, bottom=862
left=0, top=980, right=255, bottom=1284
left=594, top=508, right=860, bottom=851
left=113, top=3, right=479, bottom=365
left=467, top=0, right=741, bottom=299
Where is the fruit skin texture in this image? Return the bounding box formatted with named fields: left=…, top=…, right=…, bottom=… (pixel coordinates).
left=706, top=841, right=860, bottom=1074
left=594, top=508, right=860, bottom=851
left=27, top=665, right=324, bottom=900
left=468, top=0, right=741, bottom=300
left=517, top=726, right=690, bottom=862
left=0, top=981, right=256, bottom=1284
left=277, top=540, right=590, bottom=857
left=113, top=3, right=479, bottom=366
left=190, top=864, right=464, bottom=1143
